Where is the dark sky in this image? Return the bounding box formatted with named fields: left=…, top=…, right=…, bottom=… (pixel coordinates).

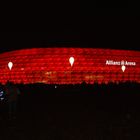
left=0, top=15, right=139, bottom=53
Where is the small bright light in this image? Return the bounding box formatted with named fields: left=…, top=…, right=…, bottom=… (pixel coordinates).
left=69, top=57, right=74, bottom=66
left=8, top=62, right=13, bottom=70
left=121, top=65, right=126, bottom=72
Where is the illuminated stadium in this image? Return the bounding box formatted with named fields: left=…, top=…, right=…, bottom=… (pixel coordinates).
left=0, top=48, right=139, bottom=84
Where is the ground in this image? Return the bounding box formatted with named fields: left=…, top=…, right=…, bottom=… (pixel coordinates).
left=0, top=90, right=140, bottom=140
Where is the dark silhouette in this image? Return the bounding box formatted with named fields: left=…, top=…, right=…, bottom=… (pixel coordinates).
left=5, top=81, right=20, bottom=120
left=0, top=81, right=140, bottom=139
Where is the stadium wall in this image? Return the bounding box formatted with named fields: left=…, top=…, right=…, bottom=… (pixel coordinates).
left=0, top=48, right=139, bottom=84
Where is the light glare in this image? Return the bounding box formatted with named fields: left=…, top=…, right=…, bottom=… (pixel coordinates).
left=8, top=62, right=13, bottom=70
left=121, top=65, right=126, bottom=72
left=69, top=57, right=74, bottom=66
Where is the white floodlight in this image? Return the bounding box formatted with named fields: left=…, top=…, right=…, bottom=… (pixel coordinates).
left=69, top=57, right=74, bottom=66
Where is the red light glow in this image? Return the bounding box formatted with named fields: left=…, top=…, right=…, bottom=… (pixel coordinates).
left=0, top=48, right=139, bottom=84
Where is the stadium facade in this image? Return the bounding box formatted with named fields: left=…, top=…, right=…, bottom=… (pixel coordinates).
left=0, top=48, right=139, bottom=84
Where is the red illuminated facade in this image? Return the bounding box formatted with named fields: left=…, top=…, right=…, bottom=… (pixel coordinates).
left=0, top=48, right=139, bottom=84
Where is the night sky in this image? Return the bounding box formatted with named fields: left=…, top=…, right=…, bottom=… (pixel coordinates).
left=0, top=16, right=139, bottom=53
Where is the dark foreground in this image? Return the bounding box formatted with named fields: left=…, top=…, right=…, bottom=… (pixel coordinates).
left=0, top=83, right=140, bottom=140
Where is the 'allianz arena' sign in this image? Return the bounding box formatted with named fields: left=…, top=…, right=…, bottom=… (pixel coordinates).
left=106, top=60, right=136, bottom=66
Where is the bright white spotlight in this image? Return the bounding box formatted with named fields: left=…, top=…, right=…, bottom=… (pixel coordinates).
left=8, top=61, right=13, bottom=70
left=121, top=65, right=126, bottom=72
left=69, top=57, right=74, bottom=66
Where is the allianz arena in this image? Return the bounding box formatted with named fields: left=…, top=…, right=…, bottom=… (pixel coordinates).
left=0, top=48, right=140, bottom=84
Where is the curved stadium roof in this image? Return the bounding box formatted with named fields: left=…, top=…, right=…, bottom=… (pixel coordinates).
left=0, top=48, right=140, bottom=84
